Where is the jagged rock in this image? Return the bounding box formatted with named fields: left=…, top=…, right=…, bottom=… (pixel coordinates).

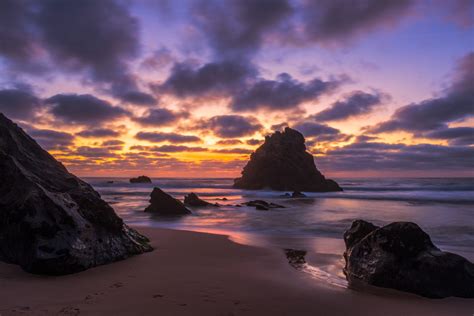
left=233, top=127, right=342, bottom=192
left=284, top=249, right=307, bottom=269
left=343, top=220, right=474, bottom=298
left=0, top=114, right=152, bottom=275
left=184, top=193, right=218, bottom=207
left=244, top=200, right=285, bottom=210
left=129, top=176, right=152, bottom=183
left=291, top=191, right=306, bottom=198
left=144, top=188, right=191, bottom=215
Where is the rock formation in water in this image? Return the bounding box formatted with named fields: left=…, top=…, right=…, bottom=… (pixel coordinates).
left=233, top=127, right=342, bottom=192
left=130, top=175, right=152, bottom=183
left=184, top=193, right=218, bottom=207
left=243, top=200, right=285, bottom=210
left=291, top=191, right=306, bottom=198
left=0, top=113, right=152, bottom=275
left=343, top=220, right=474, bottom=298
left=144, top=188, right=191, bottom=215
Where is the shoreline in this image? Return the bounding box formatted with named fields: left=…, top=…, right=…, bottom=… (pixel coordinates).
left=0, top=227, right=472, bottom=315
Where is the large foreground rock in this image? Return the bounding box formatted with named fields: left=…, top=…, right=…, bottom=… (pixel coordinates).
left=0, top=113, right=152, bottom=275
left=343, top=220, right=474, bottom=298
left=145, top=188, right=191, bottom=215
left=233, top=127, right=342, bottom=192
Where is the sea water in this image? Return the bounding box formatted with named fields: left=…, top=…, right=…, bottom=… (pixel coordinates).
left=86, top=177, right=474, bottom=286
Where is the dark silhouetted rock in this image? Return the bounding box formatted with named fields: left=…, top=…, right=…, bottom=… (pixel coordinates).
left=145, top=188, right=191, bottom=215
left=129, top=175, right=152, bottom=183
left=184, top=193, right=218, bottom=207
left=233, top=127, right=342, bottom=192
left=0, top=113, right=152, bottom=275
left=291, top=191, right=306, bottom=198
left=285, top=249, right=307, bottom=269
left=244, top=200, right=285, bottom=210
left=343, top=220, right=474, bottom=298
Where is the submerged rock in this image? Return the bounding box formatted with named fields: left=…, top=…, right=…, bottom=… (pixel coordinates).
left=343, top=220, right=474, bottom=298
left=129, top=176, right=152, bottom=183
left=145, top=188, right=191, bottom=215
left=233, top=127, right=342, bottom=192
left=0, top=114, right=152, bottom=275
left=291, top=191, right=306, bottom=198
left=184, top=193, right=218, bottom=207
left=243, top=200, right=285, bottom=211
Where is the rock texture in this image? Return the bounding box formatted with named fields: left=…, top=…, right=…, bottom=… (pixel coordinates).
left=243, top=200, right=285, bottom=211
left=130, top=176, right=152, bottom=183
left=233, top=127, right=342, bottom=192
left=343, top=220, right=474, bottom=298
left=144, top=188, right=191, bottom=215
left=184, top=193, right=217, bottom=207
left=0, top=113, right=152, bottom=275
left=291, top=191, right=306, bottom=198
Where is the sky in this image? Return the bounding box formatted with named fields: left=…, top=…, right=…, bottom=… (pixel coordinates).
left=0, top=0, right=473, bottom=178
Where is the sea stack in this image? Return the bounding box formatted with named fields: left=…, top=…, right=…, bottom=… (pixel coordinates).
left=343, top=220, right=474, bottom=298
left=0, top=113, right=152, bottom=275
left=233, top=127, right=342, bottom=192
left=145, top=188, right=192, bottom=215
left=130, top=175, right=152, bottom=183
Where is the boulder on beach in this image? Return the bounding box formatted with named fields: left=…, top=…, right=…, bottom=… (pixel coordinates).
left=129, top=175, right=152, bottom=183
left=244, top=200, right=285, bottom=211
left=145, top=188, right=191, bottom=215
left=184, top=193, right=217, bottom=207
left=343, top=220, right=474, bottom=298
left=233, top=127, right=342, bottom=192
left=0, top=113, right=152, bottom=275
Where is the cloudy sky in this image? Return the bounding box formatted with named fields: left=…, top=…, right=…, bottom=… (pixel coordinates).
left=0, top=0, right=473, bottom=177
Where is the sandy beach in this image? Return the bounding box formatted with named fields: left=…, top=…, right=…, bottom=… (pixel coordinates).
left=0, top=227, right=471, bottom=316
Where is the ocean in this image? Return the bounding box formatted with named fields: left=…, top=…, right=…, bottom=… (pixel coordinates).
left=87, top=177, right=474, bottom=286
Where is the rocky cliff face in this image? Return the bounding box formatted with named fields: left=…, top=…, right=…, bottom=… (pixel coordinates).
left=233, top=127, right=341, bottom=192
left=0, top=113, right=152, bottom=275
left=343, top=220, right=474, bottom=298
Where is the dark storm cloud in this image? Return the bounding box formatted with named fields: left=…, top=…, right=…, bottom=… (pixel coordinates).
left=370, top=53, right=474, bottom=134
left=35, top=0, right=142, bottom=96
left=298, top=0, right=414, bottom=44
left=135, top=132, right=201, bottom=143
left=76, top=128, right=121, bottom=138
left=74, top=146, right=119, bottom=158
left=157, top=60, right=256, bottom=97
left=0, top=89, right=42, bottom=121
left=231, top=73, right=344, bottom=111
left=28, top=127, right=75, bottom=150
left=424, top=127, right=474, bottom=146
left=45, top=94, right=129, bottom=126
left=292, top=122, right=340, bottom=137
left=246, top=138, right=263, bottom=146
left=193, top=0, right=292, bottom=59
left=216, top=139, right=243, bottom=146
left=319, top=141, right=474, bottom=171
left=0, top=0, right=152, bottom=102
left=200, top=115, right=262, bottom=138
left=312, top=91, right=387, bottom=122
left=0, top=1, right=36, bottom=66
left=102, top=140, right=124, bottom=146
left=133, top=108, right=189, bottom=126
left=119, top=91, right=157, bottom=106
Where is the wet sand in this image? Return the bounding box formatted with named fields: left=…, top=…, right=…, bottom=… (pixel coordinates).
left=0, top=227, right=471, bottom=315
